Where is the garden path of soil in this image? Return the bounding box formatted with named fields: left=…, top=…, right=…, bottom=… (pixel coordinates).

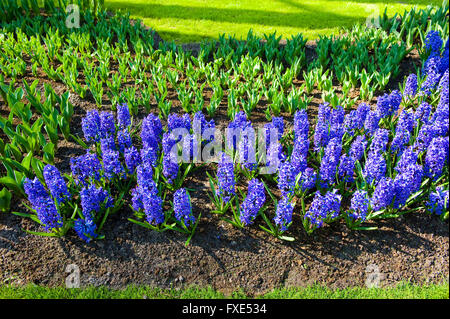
left=0, top=27, right=448, bottom=296
left=1, top=206, right=448, bottom=295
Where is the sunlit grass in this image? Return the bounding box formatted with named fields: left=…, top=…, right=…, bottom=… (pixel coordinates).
left=104, top=0, right=444, bottom=43
left=1, top=282, right=448, bottom=299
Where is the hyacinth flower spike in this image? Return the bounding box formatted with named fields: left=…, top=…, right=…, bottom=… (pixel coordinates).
left=343, top=189, right=378, bottom=231
left=171, top=188, right=202, bottom=246
left=128, top=163, right=175, bottom=233
left=16, top=172, right=77, bottom=238
left=206, top=152, right=236, bottom=215
left=256, top=180, right=295, bottom=241
left=220, top=178, right=267, bottom=229
left=426, top=186, right=449, bottom=221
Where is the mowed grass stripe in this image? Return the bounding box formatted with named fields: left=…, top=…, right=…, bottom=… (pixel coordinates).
left=0, top=282, right=448, bottom=299
left=104, top=0, right=443, bottom=43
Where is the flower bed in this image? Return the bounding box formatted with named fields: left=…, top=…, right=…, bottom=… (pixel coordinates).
left=0, top=2, right=448, bottom=247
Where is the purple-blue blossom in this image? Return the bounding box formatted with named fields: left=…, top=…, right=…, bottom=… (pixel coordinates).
left=305, top=190, right=341, bottom=228
left=397, top=110, right=414, bottom=132
left=427, top=186, right=449, bottom=216
left=141, top=113, right=163, bottom=150
left=395, top=146, right=418, bottom=174
left=74, top=214, right=98, bottom=243
left=403, top=74, right=418, bottom=99
left=414, top=102, right=432, bottom=126
left=80, top=184, right=113, bottom=216
left=424, top=137, right=449, bottom=179
left=393, top=164, right=423, bottom=208
left=162, top=152, right=179, bottom=184
left=117, top=129, right=132, bottom=153
left=349, top=135, right=367, bottom=161
left=338, top=153, right=355, bottom=183
left=238, top=132, right=257, bottom=171
left=117, top=103, right=131, bottom=129
left=371, top=177, right=395, bottom=211
left=43, top=165, right=71, bottom=205
left=414, top=124, right=438, bottom=153
left=168, top=113, right=191, bottom=132
left=299, top=167, right=317, bottom=191
left=349, top=190, right=369, bottom=221
left=290, top=136, right=309, bottom=176
left=173, top=188, right=195, bottom=227
left=273, top=196, right=294, bottom=231
left=102, top=150, right=126, bottom=179
left=124, top=146, right=141, bottom=174
left=363, top=151, right=386, bottom=185
left=70, top=152, right=102, bottom=184
left=24, top=177, right=63, bottom=231
left=81, top=109, right=101, bottom=142
left=369, top=128, right=389, bottom=154
left=294, top=109, right=309, bottom=140
left=319, top=137, right=342, bottom=184
left=239, top=178, right=265, bottom=226
left=391, top=129, right=411, bottom=154
left=100, top=135, right=116, bottom=154
left=278, top=160, right=296, bottom=196
left=100, top=111, right=116, bottom=138
left=217, top=152, right=236, bottom=203
left=142, top=192, right=164, bottom=226
left=425, top=31, right=443, bottom=56
left=364, top=111, right=380, bottom=135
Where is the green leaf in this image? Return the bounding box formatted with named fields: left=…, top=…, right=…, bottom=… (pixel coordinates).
left=259, top=225, right=275, bottom=236
left=0, top=176, right=25, bottom=197
left=0, top=188, right=12, bottom=212
left=70, top=134, right=88, bottom=148
left=31, top=158, right=45, bottom=182
left=24, top=229, right=58, bottom=237
left=351, top=226, right=378, bottom=231
left=11, top=211, right=32, bottom=218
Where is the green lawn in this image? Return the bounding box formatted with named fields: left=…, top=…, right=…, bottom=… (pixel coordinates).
left=104, top=0, right=444, bottom=43
left=1, top=282, right=448, bottom=299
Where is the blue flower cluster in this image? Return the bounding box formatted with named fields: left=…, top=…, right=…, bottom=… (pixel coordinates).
left=305, top=190, right=341, bottom=228
left=173, top=188, right=195, bottom=227
left=314, top=103, right=344, bottom=150
left=273, top=197, right=294, bottom=231
left=240, top=178, right=266, bottom=226
left=344, top=103, right=370, bottom=135
left=24, top=177, right=63, bottom=231
left=193, top=111, right=215, bottom=142
left=319, top=137, right=342, bottom=185
left=278, top=160, right=296, bottom=196
left=421, top=32, right=448, bottom=95
left=375, top=90, right=401, bottom=119
left=427, top=186, right=449, bottom=216
left=349, top=190, right=369, bottom=221
left=141, top=113, right=163, bottom=166
left=70, top=152, right=102, bottom=185
left=43, top=164, right=71, bottom=204
left=217, top=152, right=236, bottom=203
left=227, top=111, right=252, bottom=151
left=131, top=162, right=164, bottom=225
left=117, top=103, right=131, bottom=129
left=74, top=216, right=98, bottom=243
left=80, top=184, right=113, bottom=216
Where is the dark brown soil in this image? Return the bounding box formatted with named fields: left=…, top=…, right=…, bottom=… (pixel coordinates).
left=0, top=26, right=448, bottom=295
left=1, top=203, right=448, bottom=296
